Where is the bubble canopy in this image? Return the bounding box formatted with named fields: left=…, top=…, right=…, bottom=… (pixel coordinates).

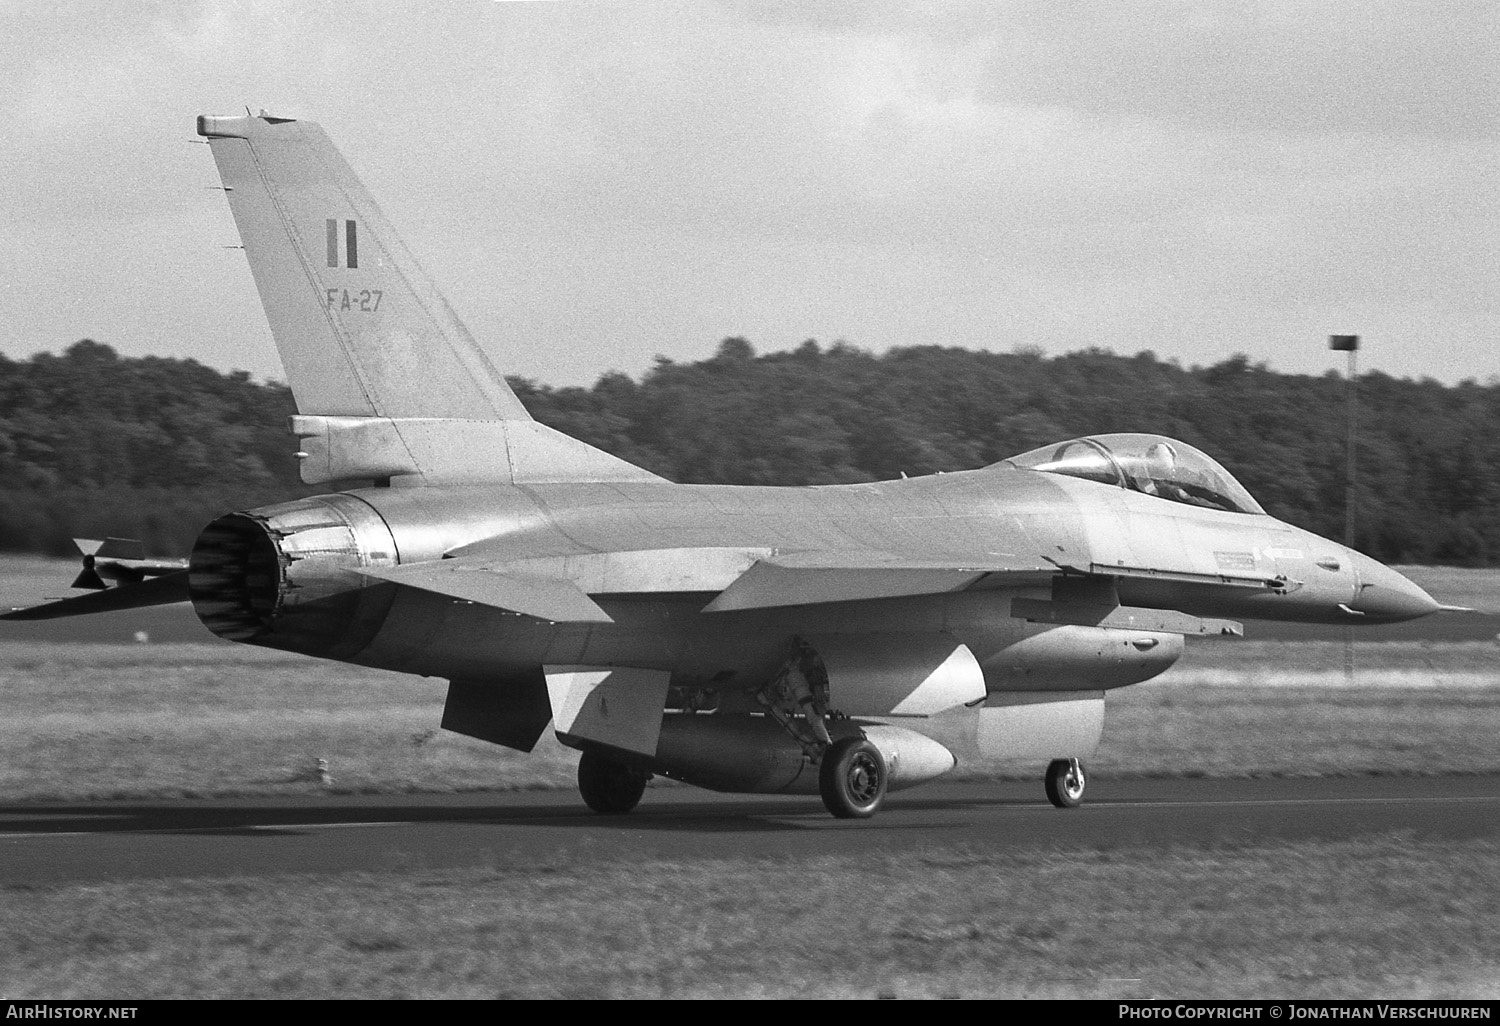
left=1002, top=433, right=1266, bottom=515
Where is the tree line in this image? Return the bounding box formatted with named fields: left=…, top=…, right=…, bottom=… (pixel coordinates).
left=2, top=338, right=1496, bottom=565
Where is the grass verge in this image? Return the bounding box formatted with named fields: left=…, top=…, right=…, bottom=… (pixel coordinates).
left=3, top=835, right=1497, bottom=999
left=1, top=640, right=1497, bottom=801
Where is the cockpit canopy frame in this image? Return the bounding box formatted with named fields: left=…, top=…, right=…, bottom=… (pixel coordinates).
left=1001, top=433, right=1265, bottom=515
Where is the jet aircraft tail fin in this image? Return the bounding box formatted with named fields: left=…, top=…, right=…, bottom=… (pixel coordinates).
left=198, top=111, right=663, bottom=485
left=197, top=112, right=530, bottom=422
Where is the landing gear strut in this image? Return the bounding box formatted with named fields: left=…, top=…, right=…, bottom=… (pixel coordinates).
left=757, top=639, right=883, bottom=820
left=819, top=736, right=888, bottom=819
left=577, top=750, right=649, bottom=814
left=1045, top=757, right=1086, bottom=808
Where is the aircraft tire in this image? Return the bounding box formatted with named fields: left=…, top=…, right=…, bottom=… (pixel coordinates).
left=577, top=750, right=648, bottom=815
left=1044, top=758, right=1086, bottom=808
left=819, top=736, right=888, bottom=819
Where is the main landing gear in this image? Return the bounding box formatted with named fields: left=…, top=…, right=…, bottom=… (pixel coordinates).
left=1045, top=757, right=1086, bottom=808
left=819, top=736, right=888, bottom=819
left=577, top=750, right=650, bottom=814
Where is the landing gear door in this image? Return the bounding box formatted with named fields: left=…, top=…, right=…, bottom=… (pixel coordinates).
left=806, top=634, right=987, bottom=718
left=545, top=665, right=671, bottom=757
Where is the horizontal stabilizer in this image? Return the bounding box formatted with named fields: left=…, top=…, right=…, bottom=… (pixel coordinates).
left=704, top=552, right=1053, bottom=613
left=357, top=562, right=613, bottom=623
left=1, top=569, right=191, bottom=621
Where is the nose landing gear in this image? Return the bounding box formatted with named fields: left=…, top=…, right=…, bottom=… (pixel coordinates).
left=1045, top=757, right=1086, bottom=808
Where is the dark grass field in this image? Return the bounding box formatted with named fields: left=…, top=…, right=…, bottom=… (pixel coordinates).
left=4, top=836, right=1499, bottom=998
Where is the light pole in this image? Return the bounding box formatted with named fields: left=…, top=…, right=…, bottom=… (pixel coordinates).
left=1329, top=334, right=1359, bottom=685
left=1328, top=335, right=1360, bottom=550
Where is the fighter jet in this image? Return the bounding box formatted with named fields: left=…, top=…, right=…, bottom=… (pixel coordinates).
left=2, top=113, right=1445, bottom=819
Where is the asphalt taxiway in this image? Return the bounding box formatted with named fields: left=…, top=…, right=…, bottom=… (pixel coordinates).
left=4, top=775, right=1499, bottom=884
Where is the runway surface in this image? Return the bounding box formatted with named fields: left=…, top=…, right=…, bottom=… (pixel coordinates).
left=5, top=775, right=1500, bottom=884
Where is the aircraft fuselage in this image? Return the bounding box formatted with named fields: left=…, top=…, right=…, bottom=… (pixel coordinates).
left=185, top=463, right=1432, bottom=696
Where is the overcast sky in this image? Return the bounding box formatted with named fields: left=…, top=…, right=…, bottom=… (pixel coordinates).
left=1, top=1, right=1494, bottom=389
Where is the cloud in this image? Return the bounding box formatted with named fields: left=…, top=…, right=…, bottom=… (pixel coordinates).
left=0, top=1, right=1493, bottom=387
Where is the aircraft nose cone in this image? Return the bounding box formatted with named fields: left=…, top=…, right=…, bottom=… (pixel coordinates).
left=1347, top=553, right=1441, bottom=622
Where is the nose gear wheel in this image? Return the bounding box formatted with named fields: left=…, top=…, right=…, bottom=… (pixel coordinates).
left=1045, top=757, right=1086, bottom=808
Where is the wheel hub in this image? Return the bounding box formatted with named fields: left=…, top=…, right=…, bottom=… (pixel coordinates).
left=846, top=753, right=881, bottom=803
